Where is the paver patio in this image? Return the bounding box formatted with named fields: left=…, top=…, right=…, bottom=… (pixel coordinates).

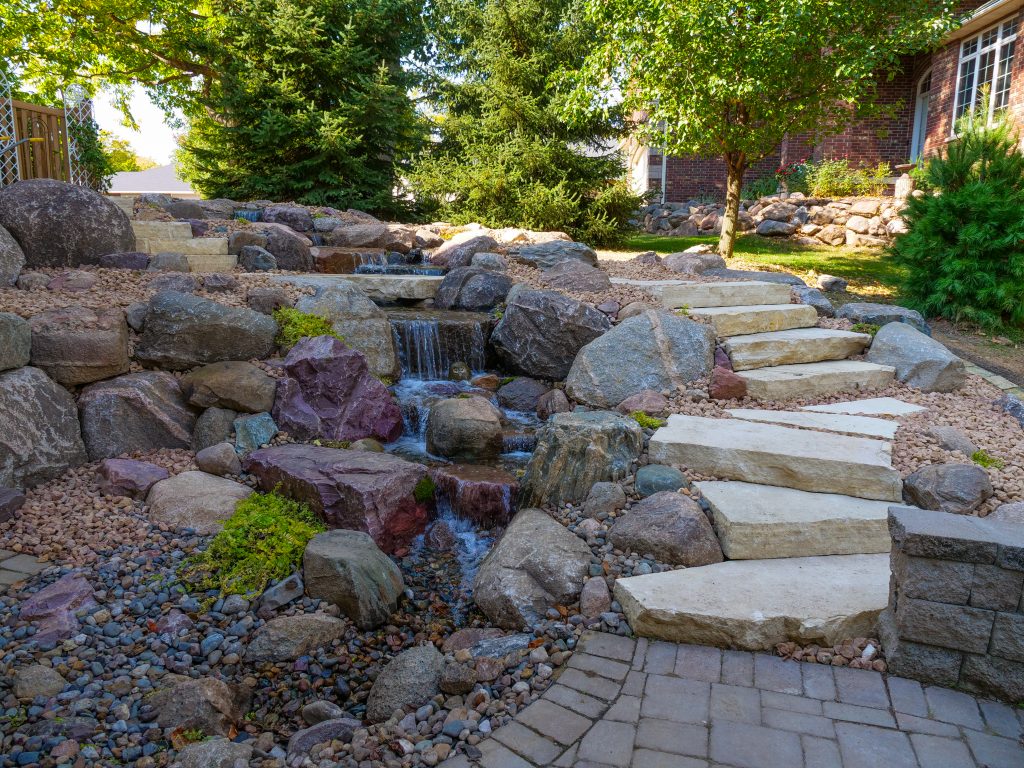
left=440, top=631, right=1024, bottom=768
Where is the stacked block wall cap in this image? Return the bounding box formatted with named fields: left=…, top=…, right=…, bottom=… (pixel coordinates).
left=888, top=505, right=1024, bottom=570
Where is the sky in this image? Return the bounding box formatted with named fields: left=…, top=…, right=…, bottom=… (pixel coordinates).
left=93, top=86, right=181, bottom=165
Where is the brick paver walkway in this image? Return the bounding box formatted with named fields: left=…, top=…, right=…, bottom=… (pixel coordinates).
left=441, top=632, right=1024, bottom=768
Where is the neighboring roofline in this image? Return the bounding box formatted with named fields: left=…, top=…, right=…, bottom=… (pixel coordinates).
left=945, top=0, right=1024, bottom=42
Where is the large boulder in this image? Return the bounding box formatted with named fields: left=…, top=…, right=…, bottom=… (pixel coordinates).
left=565, top=310, right=716, bottom=408
left=491, top=288, right=610, bottom=379
left=0, top=366, right=88, bottom=488
left=295, top=282, right=399, bottom=379
left=263, top=204, right=314, bottom=232
left=327, top=223, right=416, bottom=253
left=78, top=371, right=196, bottom=460
left=149, top=677, right=251, bottom=737
left=272, top=335, right=403, bottom=443
left=135, top=291, right=278, bottom=370
left=425, top=396, right=504, bottom=460
left=244, top=444, right=429, bottom=553
left=147, top=470, right=253, bottom=533
left=0, top=312, right=31, bottom=371
left=28, top=306, right=129, bottom=387
left=837, top=302, right=930, bottom=335
left=434, top=266, right=512, bottom=311
left=264, top=228, right=314, bottom=271
left=366, top=645, right=444, bottom=723
left=662, top=250, right=726, bottom=275
left=473, top=508, right=591, bottom=628
left=903, top=463, right=993, bottom=515
left=520, top=411, right=643, bottom=507
left=0, top=180, right=135, bottom=267
left=609, top=491, right=723, bottom=566
left=193, top=407, right=238, bottom=451
left=866, top=322, right=966, bottom=393
left=513, top=241, right=597, bottom=269
left=538, top=260, right=611, bottom=293
left=496, top=377, right=549, bottom=412
left=176, top=739, right=253, bottom=768
left=245, top=613, right=348, bottom=662
left=430, top=234, right=500, bottom=268
left=179, top=361, right=277, bottom=413
left=0, top=223, right=25, bottom=285
left=303, top=529, right=404, bottom=629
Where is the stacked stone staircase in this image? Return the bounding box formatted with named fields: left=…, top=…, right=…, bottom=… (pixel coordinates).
left=130, top=221, right=236, bottom=272
left=614, top=398, right=928, bottom=651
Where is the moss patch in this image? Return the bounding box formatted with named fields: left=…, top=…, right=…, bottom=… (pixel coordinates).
left=273, top=307, right=344, bottom=349
left=413, top=476, right=436, bottom=504
left=630, top=411, right=666, bottom=429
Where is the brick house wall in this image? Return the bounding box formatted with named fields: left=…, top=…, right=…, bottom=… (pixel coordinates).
left=646, top=2, right=1024, bottom=202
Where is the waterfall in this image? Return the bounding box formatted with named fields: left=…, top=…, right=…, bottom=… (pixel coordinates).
left=390, top=311, right=488, bottom=380
left=234, top=210, right=262, bottom=223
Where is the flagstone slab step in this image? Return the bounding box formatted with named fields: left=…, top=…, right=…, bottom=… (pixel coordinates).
left=803, top=397, right=927, bottom=417
left=648, top=414, right=902, bottom=501
left=342, top=274, right=443, bottom=302
left=724, top=327, right=872, bottom=370
left=146, top=237, right=229, bottom=256
left=660, top=280, right=792, bottom=309
left=614, top=553, right=889, bottom=650
left=609, top=278, right=691, bottom=297
left=687, top=304, right=818, bottom=336
left=132, top=221, right=194, bottom=240
left=736, top=360, right=896, bottom=400
left=697, top=480, right=894, bottom=559
left=725, top=408, right=899, bottom=439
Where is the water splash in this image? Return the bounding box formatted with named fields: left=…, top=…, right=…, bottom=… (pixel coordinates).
left=390, top=311, right=488, bottom=380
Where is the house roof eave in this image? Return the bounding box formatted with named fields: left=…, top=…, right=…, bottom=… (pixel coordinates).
left=944, top=0, right=1024, bottom=43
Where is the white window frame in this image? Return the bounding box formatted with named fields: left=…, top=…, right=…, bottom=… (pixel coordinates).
left=951, top=18, right=1018, bottom=134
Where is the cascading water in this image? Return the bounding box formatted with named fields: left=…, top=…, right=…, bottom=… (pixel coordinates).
left=234, top=210, right=262, bottom=223
left=389, top=310, right=489, bottom=381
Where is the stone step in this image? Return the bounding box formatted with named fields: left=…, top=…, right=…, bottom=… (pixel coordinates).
left=803, top=397, right=926, bottom=417
left=146, top=237, right=229, bottom=256
left=725, top=327, right=871, bottom=370
left=186, top=254, right=238, bottom=273
left=696, top=481, right=894, bottom=559
left=687, top=304, right=817, bottom=336
left=132, top=221, right=194, bottom=240
left=648, top=414, right=902, bottom=500
left=342, top=274, right=443, bottom=302
left=735, top=360, right=896, bottom=400
left=613, top=553, right=889, bottom=650
left=660, top=280, right=792, bottom=309
left=725, top=408, right=899, bottom=439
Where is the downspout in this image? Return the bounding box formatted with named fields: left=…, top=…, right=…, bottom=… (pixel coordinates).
left=660, top=125, right=668, bottom=205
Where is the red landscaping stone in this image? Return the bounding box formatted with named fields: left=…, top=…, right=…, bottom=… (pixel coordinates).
left=430, top=464, right=519, bottom=527
left=710, top=365, right=747, bottom=400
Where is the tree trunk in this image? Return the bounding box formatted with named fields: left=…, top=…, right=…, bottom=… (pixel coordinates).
left=718, top=153, right=747, bottom=260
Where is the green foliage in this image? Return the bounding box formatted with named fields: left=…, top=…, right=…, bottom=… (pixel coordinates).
left=972, top=449, right=1005, bottom=469
left=851, top=322, right=881, bottom=337
left=408, top=0, right=640, bottom=245
left=890, top=116, right=1024, bottom=331
left=784, top=159, right=890, bottom=197
left=101, top=131, right=157, bottom=173
left=413, top=476, right=436, bottom=504
left=630, top=411, right=666, bottom=430
left=742, top=176, right=778, bottom=201
left=573, top=0, right=956, bottom=257
left=273, top=307, right=343, bottom=349
left=181, top=491, right=325, bottom=597
left=68, top=120, right=115, bottom=193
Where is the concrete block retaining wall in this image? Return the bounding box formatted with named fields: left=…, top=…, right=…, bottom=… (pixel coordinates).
left=880, top=506, right=1024, bottom=702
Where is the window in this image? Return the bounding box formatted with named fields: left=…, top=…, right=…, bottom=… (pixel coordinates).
left=953, top=19, right=1017, bottom=130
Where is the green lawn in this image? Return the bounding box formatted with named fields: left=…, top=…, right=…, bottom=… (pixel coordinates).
left=620, top=233, right=908, bottom=302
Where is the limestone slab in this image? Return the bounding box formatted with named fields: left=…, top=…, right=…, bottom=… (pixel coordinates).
left=614, top=554, right=890, bottom=650
left=649, top=414, right=902, bottom=501
left=725, top=327, right=871, bottom=370
left=802, top=397, right=926, bottom=417
left=131, top=221, right=193, bottom=240
left=147, top=237, right=229, bottom=255
left=687, top=304, right=817, bottom=336
left=725, top=408, right=898, bottom=439
left=736, top=360, right=895, bottom=400
left=341, top=274, right=443, bottom=302
left=661, top=281, right=792, bottom=309
left=696, top=480, right=893, bottom=559
left=186, top=254, right=237, bottom=273
left=609, top=277, right=691, bottom=298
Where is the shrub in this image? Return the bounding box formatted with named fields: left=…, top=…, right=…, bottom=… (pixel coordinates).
left=781, top=158, right=889, bottom=197
left=273, top=307, right=344, bottom=348
left=742, top=176, right=778, bottom=200
left=181, top=491, right=325, bottom=596
left=890, top=115, right=1024, bottom=331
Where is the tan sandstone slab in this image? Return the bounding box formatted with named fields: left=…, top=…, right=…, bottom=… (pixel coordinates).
left=725, top=408, right=899, bottom=439
left=697, top=480, right=893, bottom=559
left=802, top=397, right=927, bottom=417
left=661, top=280, right=792, bottom=309
left=342, top=274, right=443, bottom=302
left=736, top=360, right=895, bottom=400
left=724, top=327, right=871, bottom=371
left=147, top=237, right=229, bottom=256
left=614, top=553, right=889, bottom=650
left=186, top=254, right=238, bottom=273
left=649, top=414, right=902, bottom=501
left=687, top=304, right=817, bottom=336
left=131, top=221, right=194, bottom=240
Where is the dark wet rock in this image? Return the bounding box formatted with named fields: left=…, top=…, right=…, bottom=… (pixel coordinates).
left=435, top=266, right=513, bottom=311
left=430, top=464, right=519, bottom=527
left=497, top=377, right=549, bottom=412
left=635, top=464, right=688, bottom=497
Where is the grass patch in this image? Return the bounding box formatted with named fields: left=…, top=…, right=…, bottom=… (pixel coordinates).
left=181, top=491, right=325, bottom=597
left=273, top=307, right=344, bottom=349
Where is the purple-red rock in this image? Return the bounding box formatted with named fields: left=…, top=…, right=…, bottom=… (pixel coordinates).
left=430, top=464, right=519, bottom=527
left=97, top=459, right=169, bottom=500
left=47, top=270, right=97, bottom=292
left=99, top=252, right=149, bottom=270
left=536, top=389, right=571, bottom=420
left=616, top=389, right=669, bottom=416
left=273, top=335, right=403, bottom=443
left=19, top=573, right=97, bottom=646
left=243, top=444, right=429, bottom=554
left=0, top=487, right=25, bottom=523
left=710, top=366, right=746, bottom=400
left=714, top=346, right=733, bottom=370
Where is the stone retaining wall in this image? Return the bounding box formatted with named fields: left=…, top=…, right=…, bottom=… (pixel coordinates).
left=880, top=506, right=1024, bottom=702
left=636, top=194, right=908, bottom=248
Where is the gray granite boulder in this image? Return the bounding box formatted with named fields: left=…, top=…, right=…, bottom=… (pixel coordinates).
left=366, top=645, right=444, bottom=723
left=794, top=286, right=835, bottom=317
left=566, top=310, right=715, bottom=408
left=609, top=491, right=723, bottom=566
left=176, top=739, right=253, bottom=768
left=245, top=613, right=348, bottom=662
left=0, top=223, right=25, bottom=285
left=0, top=366, right=87, bottom=487
left=538, top=260, right=611, bottom=292
left=434, top=266, right=512, bottom=311
left=28, top=306, right=129, bottom=386
left=192, top=407, right=237, bottom=451
left=903, top=463, right=994, bottom=514
left=263, top=204, right=313, bottom=232
left=513, top=241, right=597, bottom=269
left=0, top=312, right=31, bottom=371
left=837, top=302, right=930, bottom=335
left=867, top=322, right=966, bottom=392
left=0, top=180, right=135, bottom=267
left=238, top=245, right=277, bottom=271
